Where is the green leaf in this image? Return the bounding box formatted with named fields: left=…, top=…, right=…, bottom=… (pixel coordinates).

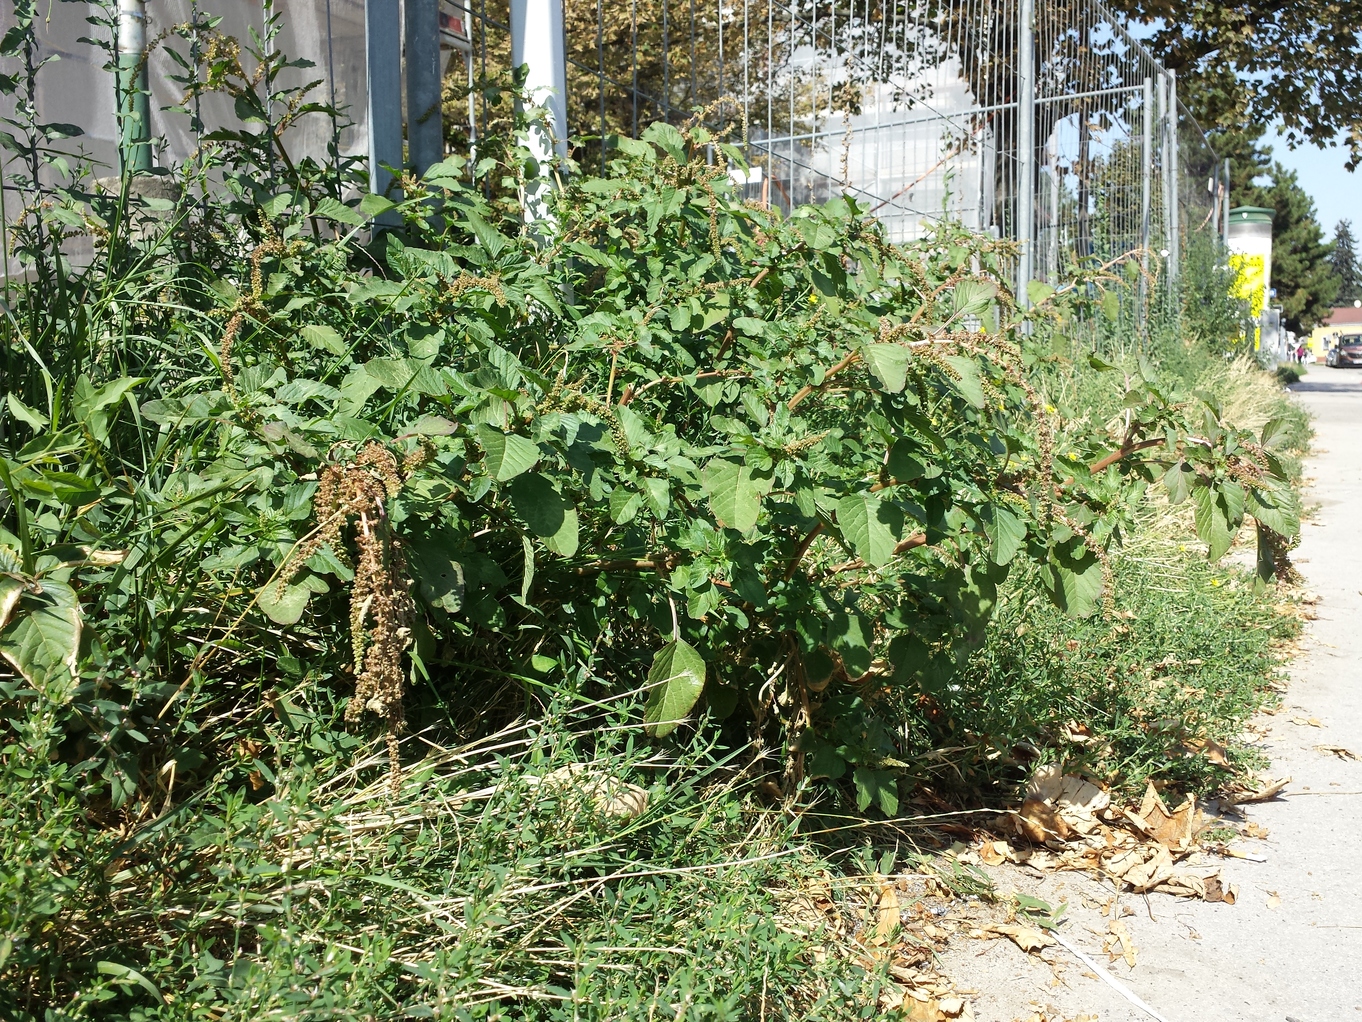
left=1099, top=289, right=1120, bottom=322
left=942, top=355, right=987, bottom=408
left=852, top=766, right=899, bottom=816
left=359, top=193, right=397, bottom=217
left=1163, top=460, right=1196, bottom=504
left=475, top=425, right=540, bottom=482
left=311, top=197, right=366, bottom=225
left=510, top=473, right=580, bottom=557
left=952, top=279, right=997, bottom=319
left=861, top=343, right=910, bottom=393
left=701, top=458, right=771, bottom=533
left=984, top=505, right=1026, bottom=565
left=96, top=961, right=165, bottom=1004
left=826, top=609, right=873, bottom=678
left=409, top=539, right=465, bottom=612
left=1192, top=482, right=1241, bottom=560
left=1027, top=280, right=1056, bottom=306
left=257, top=581, right=311, bottom=625
left=1040, top=541, right=1104, bottom=618
left=6, top=392, right=48, bottom=430
left=301, top=324, right=347, bottom=355
left=0, top=581, right=81, bottom=700
left=836, top=492, right=903, bottom=567
left=643, top=638, right=706, bottom=737
left=1247, top=481, right=1299, bottom=538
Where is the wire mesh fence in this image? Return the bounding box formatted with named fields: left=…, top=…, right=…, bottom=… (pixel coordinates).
left=0, top=0, right=1227, bottom=295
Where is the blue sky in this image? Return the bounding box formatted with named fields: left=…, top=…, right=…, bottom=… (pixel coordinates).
left=1266, top=127, right=1358, bottom=242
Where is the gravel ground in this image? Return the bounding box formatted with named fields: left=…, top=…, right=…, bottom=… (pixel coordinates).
left=933, top=369, right=1362, bottom=1022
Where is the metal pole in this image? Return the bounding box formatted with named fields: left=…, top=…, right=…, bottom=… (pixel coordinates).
left=1167, top=71, right=1180, bottom=291
left=1222, top=158, right=1231, bottom=252
left=366, top=0, right=403, bottom=213
left=510, top=0, right=568, bottom=225
left=405, top=0, right=444, bottom=177
left=1140, top=76, right=1152, bottom=291
left=117, top=0, right=151, bottom=175
left=1017, top=0, right=1036, bottom=305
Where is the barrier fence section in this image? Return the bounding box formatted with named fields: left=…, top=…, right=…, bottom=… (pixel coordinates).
left=0, top=0, right=1227, bottom=297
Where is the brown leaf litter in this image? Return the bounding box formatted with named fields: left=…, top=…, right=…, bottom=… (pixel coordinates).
left=987, top=765, right=1257, bottom=902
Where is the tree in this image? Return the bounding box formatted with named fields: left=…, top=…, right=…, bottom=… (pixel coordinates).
left=1107, top=0, right=1362, bottom=170
left=1331, top=221, right=1361, bottom=304
left=1215, top=127, right=1339, bottom=332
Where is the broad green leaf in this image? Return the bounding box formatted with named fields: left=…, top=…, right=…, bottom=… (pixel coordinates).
left=409, top=540, right=465, bottom=612
left=952, top=279, right=997, bottom=318
left=1040, top=542, right=1104, bottom=618
left=0, top=575, right=23, bottom=630
left=475, top=425, right=540, bottom=482
left=984, top=505, right=1026, bottom=565
left=311, top=197, right=366, bottom=225
left=643, top=638, right=706, bottom=737
left=1191, top=482, right=1237, bottom=559
left=359, top=193, right=396, bottom=217
left=1260, top=417, right=1291, bottom=450
left=1027, top=280, right=1056, bottom=306
left=510, top=473, right=579, bottom=557
left=6, top=392, right=48, bottom=430
left=701, top=458, right=771, bottom=533
left=942, top=355, right=987, bottom=408
left=836, top=492, right=902, bottom=567
left=861, top=343, right=910, bottom=393
left=96, top=961, right=165, bottom=1004
left=1099, top=289, right=1120, bottom=322
left=257, top=581, right=311, bottom=625
left=1247, top=481, right=1299, bottom=538
left=852, top=766, right=899, bottom=816
left=301, top=323, right=347, bottom=355
left=642, top=121, right=688, bottom=161
left=0, top=580, right=81, bottom=700
left=1163, top=460, right=1195, bottom=504
left=826, top=609, right=873, bottom=678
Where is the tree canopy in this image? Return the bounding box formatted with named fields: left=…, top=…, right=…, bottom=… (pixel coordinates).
left=1109, top=0, right=1362, bottom=169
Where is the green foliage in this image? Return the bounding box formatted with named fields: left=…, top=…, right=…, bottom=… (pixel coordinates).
left=0, top=16, right=1311, bottom=1018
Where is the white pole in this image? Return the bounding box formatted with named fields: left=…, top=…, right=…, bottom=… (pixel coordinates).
left=1167, top=71, right=1180, bottom=290
left=510, top=0, right=568, bottom=226
left=1017, top=0, right=1036, bottom=306
left=366, top=0, right=403, bottom=219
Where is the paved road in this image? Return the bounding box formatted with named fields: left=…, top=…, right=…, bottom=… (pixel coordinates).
left=940, top=368, right=1362, bottom=1022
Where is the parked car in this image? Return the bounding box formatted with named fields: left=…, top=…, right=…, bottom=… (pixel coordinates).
left=1328, top=334, right=1362, bottom=367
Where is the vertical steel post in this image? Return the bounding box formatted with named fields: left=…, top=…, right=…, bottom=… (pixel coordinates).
left=366, top=0, right=403, bottom=209
left=1222, top=158, right=1231, bottom=251
left=510, top=0, right=568, bottom=224
left=1140, top=77, right=1152, bottom=274
left=1167, top=71, right=1180, bottom=290
left=1017, top=0, right=1036, bottom=305
left=405, top=0, right=443, bottom=177
left=117, top=0, right=152, bottom=174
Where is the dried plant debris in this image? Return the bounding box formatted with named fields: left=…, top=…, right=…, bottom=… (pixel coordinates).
left=982, top=765, right=1254, bottom=902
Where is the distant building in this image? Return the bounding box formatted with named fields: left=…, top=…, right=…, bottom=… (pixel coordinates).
left=1310, top=305, right=1362, bottom=361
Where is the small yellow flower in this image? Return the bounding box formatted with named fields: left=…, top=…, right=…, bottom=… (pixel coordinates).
left=1045, top=403, right=1056, bottom=414
left=1210, top=579, right=1221, bottom=587
left=1067, top=451, right=1079, bottom=460
left=808, top=294, right=819, bottom=305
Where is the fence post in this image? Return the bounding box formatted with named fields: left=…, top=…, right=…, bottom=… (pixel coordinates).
left=1140, top=76, right=1152, bottom=324
left=405, top=0, right=444, bottom=178
left=1166, top=71, right=1179, bottom=291
left=366, top=0, right=403, bottom=215
left=1016, top=0, right=1036, bottom=306
left=116, top=0, right=152, bottom=175
left=511, top=0, right=569, bottom=225
left=1222, top=158, right=1231, bottom=252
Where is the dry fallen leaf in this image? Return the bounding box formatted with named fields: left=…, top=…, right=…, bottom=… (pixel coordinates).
left=1108, top=919, right=1138, bottom=968
left=1015, top=798, right=1074, bottom=844
left=872, top=883, right=900, bottom=944
left=1315, top=744, right=1359, bottom=761
left=985, top=922, right=1054, bottom=953
left=1224, top=775, right=1291, bottom=806
left=1290, top=716, right=1323, bottom=728
left=978, top=840, right=1010, bottom=866
left=1244, top=821, right=1270, bottom=840
left=1183, top=737, right=1230, bottom=766
left=1266, top=891, right=1282, bottom=910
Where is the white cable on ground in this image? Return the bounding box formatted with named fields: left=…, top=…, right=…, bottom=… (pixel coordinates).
left=1048, top=930, right=1177, bottom=1022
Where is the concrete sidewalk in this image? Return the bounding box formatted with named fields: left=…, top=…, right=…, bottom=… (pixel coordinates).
left=938, top=370, right=1362, bottom=1022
